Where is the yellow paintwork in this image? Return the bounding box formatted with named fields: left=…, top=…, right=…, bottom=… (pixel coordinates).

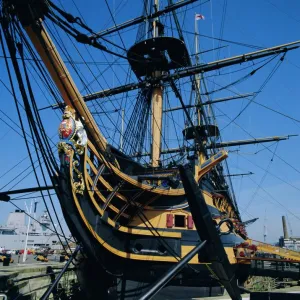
left=86, top=156, right=127, bottom=202
left=213, top=194, right=238, bottom=219
left=70, top=152, right=238, bottom=263
left=86, top=175, right=130, bottom=219
left=72, top=155, right=180, bottom=262
left=128, top=192, right=215, bottom=229
left=247, top=239, right=300, bottom=261
left=83, top=156, right=182, bottom=238
left=196, top=150, right=228, bottom=181
left=86, top=145, right=233, bottom=236
left=181, top=245, right=237, bottom=264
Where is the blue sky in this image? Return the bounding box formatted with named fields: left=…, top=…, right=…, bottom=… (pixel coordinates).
left=1, top=0, right=300, bottom=243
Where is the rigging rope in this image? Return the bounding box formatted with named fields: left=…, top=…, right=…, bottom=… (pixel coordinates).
left=8, top=200, right=74, bottom=242
left=214, top=105, right=300, bottom=176
left=244, top=142, right=279, bottom=211
left=0, top=17, right=72, bottom=253
left=235, top=151, right=300, bottom=194
left=217, top=54, right=285, bottom=131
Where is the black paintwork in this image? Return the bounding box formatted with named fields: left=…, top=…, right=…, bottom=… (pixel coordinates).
left=56, top=151, right=250, bottom=299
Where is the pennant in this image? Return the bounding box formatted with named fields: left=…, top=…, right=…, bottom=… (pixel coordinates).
left=195, top=14, right=205, bottom=20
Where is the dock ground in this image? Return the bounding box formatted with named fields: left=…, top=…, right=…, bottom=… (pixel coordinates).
left=3, top=253, right=66, bottom=265
left=197, top=285, right=300, bottom=300
left=1, top=257, right=300, bottom=299
left=152, top=285, right=300, bottom=299
left=0, top=254, right=76, bottom=299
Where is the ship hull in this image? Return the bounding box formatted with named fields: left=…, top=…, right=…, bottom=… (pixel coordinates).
left=56, top=143, right=250, bottom=298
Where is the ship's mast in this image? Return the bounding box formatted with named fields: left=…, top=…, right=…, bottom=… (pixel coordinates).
left=195, top=14, right=201, bottom=125
left=194, top=15, right=205, bottom=176
left=151, top=0, right=163, bottom=167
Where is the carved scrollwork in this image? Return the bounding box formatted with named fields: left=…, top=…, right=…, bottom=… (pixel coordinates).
left=58, top=142, right=73, bottom=165
left=57, top=106, right=86, bottom=194
left=57, top=142, right=85, bottom=195
left=73, top=160, right=85, bottom=195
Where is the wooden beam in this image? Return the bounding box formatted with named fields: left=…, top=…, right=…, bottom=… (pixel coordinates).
left=151, top=86, right=163, bottom=167
left=25, top=22, right=108, bottom=153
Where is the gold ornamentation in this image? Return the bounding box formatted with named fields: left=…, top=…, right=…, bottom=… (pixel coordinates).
left=57, top=141, right=85, bottom=194
left=73, top=160, right=85, bottom=195
left=63, top=105, right=76, bottom=119
left=57, top=141, right=72, bottom=155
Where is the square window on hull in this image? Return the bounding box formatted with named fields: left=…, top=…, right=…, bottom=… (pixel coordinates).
left=174, top=215, right=185, bottom=228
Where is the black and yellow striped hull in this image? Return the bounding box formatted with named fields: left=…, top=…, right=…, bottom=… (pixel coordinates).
left=56, top=141, right=250, bottom=296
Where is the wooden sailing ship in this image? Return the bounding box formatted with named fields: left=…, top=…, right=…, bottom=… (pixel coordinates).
left=1, top=0, right=300, bottom=299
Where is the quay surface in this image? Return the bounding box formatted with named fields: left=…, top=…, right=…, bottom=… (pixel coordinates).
left=0, top=254, right=77, bottom=299
left=1, top=256, right=300, bottom=299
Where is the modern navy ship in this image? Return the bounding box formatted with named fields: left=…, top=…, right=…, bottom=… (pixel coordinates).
left=0, top=209, right=58, bottom=250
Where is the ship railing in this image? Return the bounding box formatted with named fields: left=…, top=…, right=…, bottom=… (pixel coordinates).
left=236, top=256, right=300, bottom=278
